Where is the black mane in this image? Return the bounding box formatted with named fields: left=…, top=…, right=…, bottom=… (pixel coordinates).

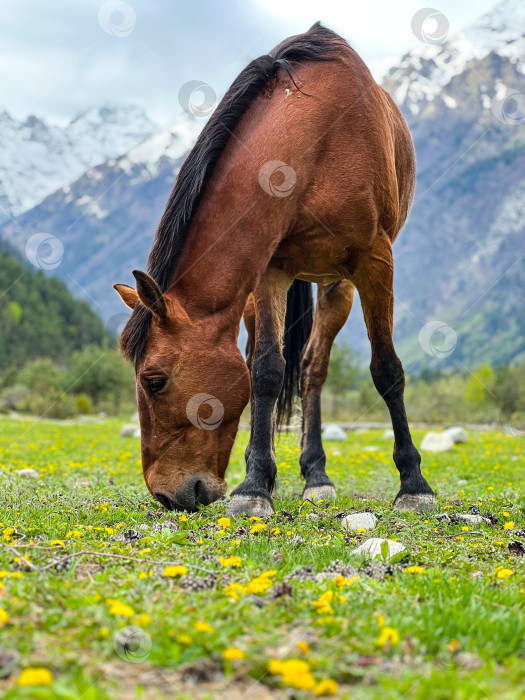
left=120, top=23, right=344, bottom=364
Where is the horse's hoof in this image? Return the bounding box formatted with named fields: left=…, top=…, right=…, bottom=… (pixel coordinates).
left=394, top=493, right=437, bottom=512
left=302, top=484, right=337, bottom=501
left=226, top=495, right=274, bottom=517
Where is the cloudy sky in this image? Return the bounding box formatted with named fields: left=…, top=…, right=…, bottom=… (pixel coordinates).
left=1, top=0, right=496, bottom=127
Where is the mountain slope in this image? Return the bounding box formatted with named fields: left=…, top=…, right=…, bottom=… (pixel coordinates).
left=0, top=104, right=156, bottom=224
left=0, top=113, right=202, bottom=319
left=381, top=0, right=525, bottom=121
left=0, top=251, right=109, bottom=371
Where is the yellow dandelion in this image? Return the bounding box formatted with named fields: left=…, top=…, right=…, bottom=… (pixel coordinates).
left=297, top=641, right=310, bottom=654
left=218, top=556, right=242, bottom=567
left=18, top=668, right=53, bottom=687
left=378, top=626, right=400, bottom=647
left=503, top=522, right=514, bottom=530
left=49, top=540, right=65, bottom=547
left=133, top=613, right=152, bottom=627
left=177, top=633, right=192, bottom=644
left=194, top=620, right=215, bottom=633
left=250, top=523, right=267, bottom=534
left=497, top=568, right=514, bottom=579
left=403, top=566, right=426, bottom=574
left=162, top=565, right=188, bottom=577
left=222, top=647, right=245, bottom=660
left=268, top=658, right=315, bottom=690
left=314, top=679, right=338, bottom=696
left=217, top=517, right=231, bottom=529
left=0, top=608, right=8, bottom=626
left=108, top=601, right=135, bottom=617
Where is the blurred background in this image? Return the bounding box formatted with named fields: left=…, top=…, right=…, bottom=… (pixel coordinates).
left=0, top=0, right=524, bottom=426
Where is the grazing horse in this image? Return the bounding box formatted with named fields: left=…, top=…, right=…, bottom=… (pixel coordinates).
left=114, top=23, right=436, bottom=516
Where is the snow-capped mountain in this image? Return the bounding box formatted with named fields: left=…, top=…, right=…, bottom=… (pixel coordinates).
left=382, top=0, right=525, bottom=120
left=0, top=111, right=203, bottom=317
left=0, top=104, right=156, bottom=223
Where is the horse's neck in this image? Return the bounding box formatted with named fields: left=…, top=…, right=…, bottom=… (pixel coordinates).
left=166, top=202, right=272, bottom=334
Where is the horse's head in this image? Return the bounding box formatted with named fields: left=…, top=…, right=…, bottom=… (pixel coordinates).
left=114, top=271, right=250, bottom=511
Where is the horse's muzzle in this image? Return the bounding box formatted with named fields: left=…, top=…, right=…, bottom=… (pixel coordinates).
left=155, top=477, right=216, bottom=512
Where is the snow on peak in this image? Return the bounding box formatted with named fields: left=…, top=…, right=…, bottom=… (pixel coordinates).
left=0, top=104, right=156, bottom=222
left=382, top=0, right=525, bottom=117
left=119, top=111, right=203, bottom=177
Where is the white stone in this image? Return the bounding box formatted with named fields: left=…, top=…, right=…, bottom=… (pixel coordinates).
left=383, top=429, right=395, bottom=439
left=132, top=427, right=141, bottom=438
left=362, top=446, right=379, bottom=452
left=120, top=424, right=138, bottom=437
left=16, top=468, right=39, bottom=479
left=443, top=426, right=468, bottom=443
left=420, top=431, right=454, bottom=453
left=351, top=537, right=405, bottom=561
left=457, top=513, right=489, bottom=525
left=322, top=424, right=346, bottom=441
left=342, top=512, right=378, bottom=531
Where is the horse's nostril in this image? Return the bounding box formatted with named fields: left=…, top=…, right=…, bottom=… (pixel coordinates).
left=155, top=492, right=174, bottom=510
left=194, top=479, right=210, bottom=506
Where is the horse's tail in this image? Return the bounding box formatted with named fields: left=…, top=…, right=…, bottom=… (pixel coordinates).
left=276, top=280, right=313, bottom=428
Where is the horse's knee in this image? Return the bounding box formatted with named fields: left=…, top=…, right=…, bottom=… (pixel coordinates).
left=252, top=347, right=285, bottom=399
left=370, top=349, right=404, bottom=398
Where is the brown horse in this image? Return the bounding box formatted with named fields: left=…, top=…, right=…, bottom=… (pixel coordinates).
left=114, top=23, right=435, bottom=516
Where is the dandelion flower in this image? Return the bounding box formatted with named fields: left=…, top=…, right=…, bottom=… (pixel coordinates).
left=378, top=626, right=400, bottom=647
left=194, top=620, right=215, bottom=633
left=250, top=523, right=267, bottom=534
left=217, top=517, right=231, bottom=529
left=218, top=556, right=242, bottom=567
left=497, top=568, right=514, bottom=579
left=503, top=522, right=514, bottom=530
left=162, top=565, right=188, bottom=577
left=403, top=566, right=426, bottom=574
left=108, top=601, right=135, bottom=617
left=314, top=679, right=338, bottom=696
left=0, top=608, right=8, bottom=626
left=18, top=668, right=53, bottom=687
left=268, top=658, right=315, bottom=690
left=223, top=647, right=245, bottom=660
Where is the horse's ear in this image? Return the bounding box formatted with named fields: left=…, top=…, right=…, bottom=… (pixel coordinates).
left=132, top=270, right=168, bottom=319
left=113, top=283, right=139, bottom=310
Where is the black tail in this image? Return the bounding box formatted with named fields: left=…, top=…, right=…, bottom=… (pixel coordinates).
left=277, top=280, right=313, bottom=428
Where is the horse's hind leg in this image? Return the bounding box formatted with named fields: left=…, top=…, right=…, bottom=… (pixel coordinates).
left=228, top=268, right=291, bottom=517
left=353, top=237, right=436, bottom=511
left=300, top=281, right=354, bottom=501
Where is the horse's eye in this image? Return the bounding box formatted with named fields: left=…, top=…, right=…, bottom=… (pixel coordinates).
left=145, top=376, right=168, bottom=395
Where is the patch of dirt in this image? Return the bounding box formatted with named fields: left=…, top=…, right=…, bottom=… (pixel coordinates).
left=508, top=540, right=525, bottom=556
left=99, top=661, right=290, bottom=700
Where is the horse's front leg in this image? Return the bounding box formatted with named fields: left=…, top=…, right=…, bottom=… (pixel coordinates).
left=227, top=268, right=291, bottom=517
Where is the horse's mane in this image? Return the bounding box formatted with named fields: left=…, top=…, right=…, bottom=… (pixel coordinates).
left=120, top=22, right=344, bottom=364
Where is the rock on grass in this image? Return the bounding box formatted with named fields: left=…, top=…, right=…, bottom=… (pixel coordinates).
left=351, top=538, right=405, bottom=562
left=341, top=512, right=378, bottom=531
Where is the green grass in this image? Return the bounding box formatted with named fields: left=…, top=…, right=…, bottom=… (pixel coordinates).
left=0, top=416, right=524, bottom=699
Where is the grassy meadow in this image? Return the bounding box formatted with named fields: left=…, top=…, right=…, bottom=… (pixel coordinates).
left=0, top=415, right=524, bottom=699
